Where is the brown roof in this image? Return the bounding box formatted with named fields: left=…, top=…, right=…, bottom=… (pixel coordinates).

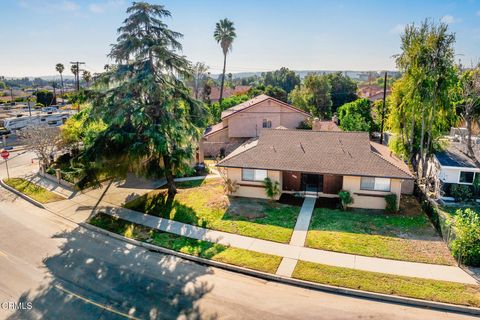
left=312, top=120, right=341, bottom=132
left=203, top=122, right=227, bottom=137
left=217, top=129, right=413, bottom=179
left=209, top=85, right=252, bottom=101
left=221, top=94, right=310, bottom=119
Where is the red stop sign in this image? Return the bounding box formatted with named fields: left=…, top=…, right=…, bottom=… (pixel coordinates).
left=1, top=150, right=9, bottom=159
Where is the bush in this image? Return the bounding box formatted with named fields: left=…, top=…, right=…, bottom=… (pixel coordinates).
left=338, top=190, right=353, bottom=210
left=264, top=177, right=280, bottom=200
left=451, top=208, right=480, bottom=266
left=384, top=193, right=397, bottom=213
left=451, top=184, right=473, bottom=202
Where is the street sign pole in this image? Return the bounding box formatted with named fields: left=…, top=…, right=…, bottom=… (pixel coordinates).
left=1, top=150, right=10, bottom=179
left=5, top=158, right=9, bottom=179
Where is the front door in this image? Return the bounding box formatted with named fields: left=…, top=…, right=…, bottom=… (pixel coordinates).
left=302, top=174, right=323, bottom=193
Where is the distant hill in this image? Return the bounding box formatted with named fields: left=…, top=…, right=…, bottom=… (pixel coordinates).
left=210, top=70, right=400, bottom=81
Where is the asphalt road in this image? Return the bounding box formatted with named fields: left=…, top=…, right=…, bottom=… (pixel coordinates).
left=0, top=188, right=477, bottom=320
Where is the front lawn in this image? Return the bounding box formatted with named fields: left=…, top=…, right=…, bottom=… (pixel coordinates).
left=293, top=261, right=480, bottom=307
left=306, top=196, right=455, bottom=265
left=90, top=213, right=281, bottom=273
left=4, top=178, right=64, bottom=203
left=123, top=178, right=300, bottom=243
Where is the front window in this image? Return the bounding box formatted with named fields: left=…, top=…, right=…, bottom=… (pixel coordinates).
left=360, top=177, right=391, bottom=192
left=459, top=171, right=475, bottom=184
left=262, top=119, right=272, bottom=128
left=242, top=168, right=267, bottom=182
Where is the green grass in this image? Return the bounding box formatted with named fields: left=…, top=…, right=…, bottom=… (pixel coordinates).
left=123, top=178, right=300, bottom=243
left=89, top=213, right=282, bottom=274
left=4, top=178, right=64, bottom=203
left=306, top=197, right=455, bottom=265
left=293, top=261, right=480, bottom=308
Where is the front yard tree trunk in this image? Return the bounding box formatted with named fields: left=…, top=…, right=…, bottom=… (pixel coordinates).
left=163, top=156, right=177, bottom=199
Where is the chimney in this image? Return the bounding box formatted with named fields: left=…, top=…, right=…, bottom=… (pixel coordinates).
left=332, top=113, right=339, bottom=125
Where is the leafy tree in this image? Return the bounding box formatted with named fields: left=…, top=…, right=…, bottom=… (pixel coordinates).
left=457, top=65, right=480, bottom=163
left=214, top=18, right=236, bottom=104
left=190, top=62, right=209, bottom=99
left=77, top=2, right=207, bottom=196
left=60, top=105, right=106, bottom=150
left=289, top=74, right=332, bottom=118
left=390, top=20, right=457, bottom=177
left=34, top=89, right=55, bottom=106
left=326, top=72, right=358, bottom=113
left=209, top=94, right=249, bottom=123
left=248, top=84, right=287, bottom=102
left=451, top=208, right=480, bottom=266
left=338, top=98, right=373, bottom=132
left=262, top=67, right=300, bottom=94
left=55, top=63, right=65, bottom=96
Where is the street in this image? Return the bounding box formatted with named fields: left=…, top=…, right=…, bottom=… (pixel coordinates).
left=0, top=188, right=476, bottom=320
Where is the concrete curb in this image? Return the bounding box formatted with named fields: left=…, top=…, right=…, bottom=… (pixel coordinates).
left=0, top=179, right=45, bottom=209
left=81, top=221, right=480, bottom=316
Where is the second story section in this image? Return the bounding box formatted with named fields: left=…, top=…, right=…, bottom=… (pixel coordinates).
left=219, top=94, right=310, bottom=138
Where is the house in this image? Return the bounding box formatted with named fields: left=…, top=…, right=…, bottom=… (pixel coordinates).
left=201, top=94, right=310, bottom=158
left=217, top=129, right=413, bottom=210
left=208, top=85, right=252, bottom=103
left=427, top=143, right=480, bottom=201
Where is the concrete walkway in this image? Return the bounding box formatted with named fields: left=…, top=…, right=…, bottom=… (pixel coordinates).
left=96, top=204, right=477, bottom=285
left=289, top=197, right=316, bottom=246
left=277, top=197, right=316, bottom=277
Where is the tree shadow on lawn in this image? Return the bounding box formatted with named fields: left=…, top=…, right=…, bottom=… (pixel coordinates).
left=124, top=179, right=299, bottom=232
left=6, top=227, right=217, bottom=320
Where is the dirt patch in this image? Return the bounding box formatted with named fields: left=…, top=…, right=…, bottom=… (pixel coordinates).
left=227, top=197, right=268, bottom=220
left=400, top=195, right=424, bottom=216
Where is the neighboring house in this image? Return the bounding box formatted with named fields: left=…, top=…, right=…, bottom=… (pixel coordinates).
left=358, top=84, right=391, bottom=102
left=427, top=143, right=480, bottom=201
left=201, top=94, right=310, bottom=159
left=217, top=129, right=413, bottom=210
left=208, top=85, right=252, bottom=103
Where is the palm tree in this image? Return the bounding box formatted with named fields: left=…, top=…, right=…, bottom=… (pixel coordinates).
left=71, top=64, right=79, bottom=90
left=82, top=70, right=92, bottom=86
left=214, top=18, right=236, bottom=104
left=55, top=63, right=65, bottom=98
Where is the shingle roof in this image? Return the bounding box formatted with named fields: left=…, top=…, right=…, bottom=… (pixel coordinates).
left=217, top=129, right=413, bottom=179
left=203, top=122, right=227, bottom=137
left=220, top=94, right=310, bottom=119
left=435, top=143, right=479, bottom=169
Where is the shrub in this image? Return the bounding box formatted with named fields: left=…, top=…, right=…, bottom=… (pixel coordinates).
left=451, top=184, right=473, bottom=202
left=264, top=177, right=280, bottom=200
left=451, top=208, right=480, bottom=266
left=338, top=190, right=353, bottom=210
left=384, top=193, right=398, bottom=213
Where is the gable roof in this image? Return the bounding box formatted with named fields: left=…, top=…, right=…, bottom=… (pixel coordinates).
left=203, top=122, right=227, bottom=137
left=217, top=129, right=413, bottom=179
left=220, top=94, right=310, bottom=120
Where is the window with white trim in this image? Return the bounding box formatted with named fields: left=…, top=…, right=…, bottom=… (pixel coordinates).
left=459, top=171, right=475, bottom=184
left=360, top=177, right=391, bottom=192
left=242, top=169, right=268, bottom=182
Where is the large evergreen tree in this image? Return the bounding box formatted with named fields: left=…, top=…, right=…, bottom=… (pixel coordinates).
left=79, top=2, right=206, bottom=197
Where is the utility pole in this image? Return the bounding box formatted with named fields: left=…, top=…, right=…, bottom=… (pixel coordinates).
left=379, top=71, right=387, bottom=145
left=70, top=61, right=85, bottom=91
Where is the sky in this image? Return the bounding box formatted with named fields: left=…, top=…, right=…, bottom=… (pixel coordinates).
left=0, top=0, right=479, bottom=77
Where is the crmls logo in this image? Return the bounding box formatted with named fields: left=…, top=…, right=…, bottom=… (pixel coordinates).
left=0, top=301, right=33, bottom=310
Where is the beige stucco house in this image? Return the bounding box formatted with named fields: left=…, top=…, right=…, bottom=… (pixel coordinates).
left=201, top=94, right=310, bottom=159
left=217, top=129, right=413, bottom=210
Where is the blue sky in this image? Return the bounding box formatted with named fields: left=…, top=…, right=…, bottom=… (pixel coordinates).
left=0, top=0, right=479, bottom=77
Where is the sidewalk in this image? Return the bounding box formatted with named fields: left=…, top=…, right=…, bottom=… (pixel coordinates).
left=96, top=204, right=477, bottom=285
